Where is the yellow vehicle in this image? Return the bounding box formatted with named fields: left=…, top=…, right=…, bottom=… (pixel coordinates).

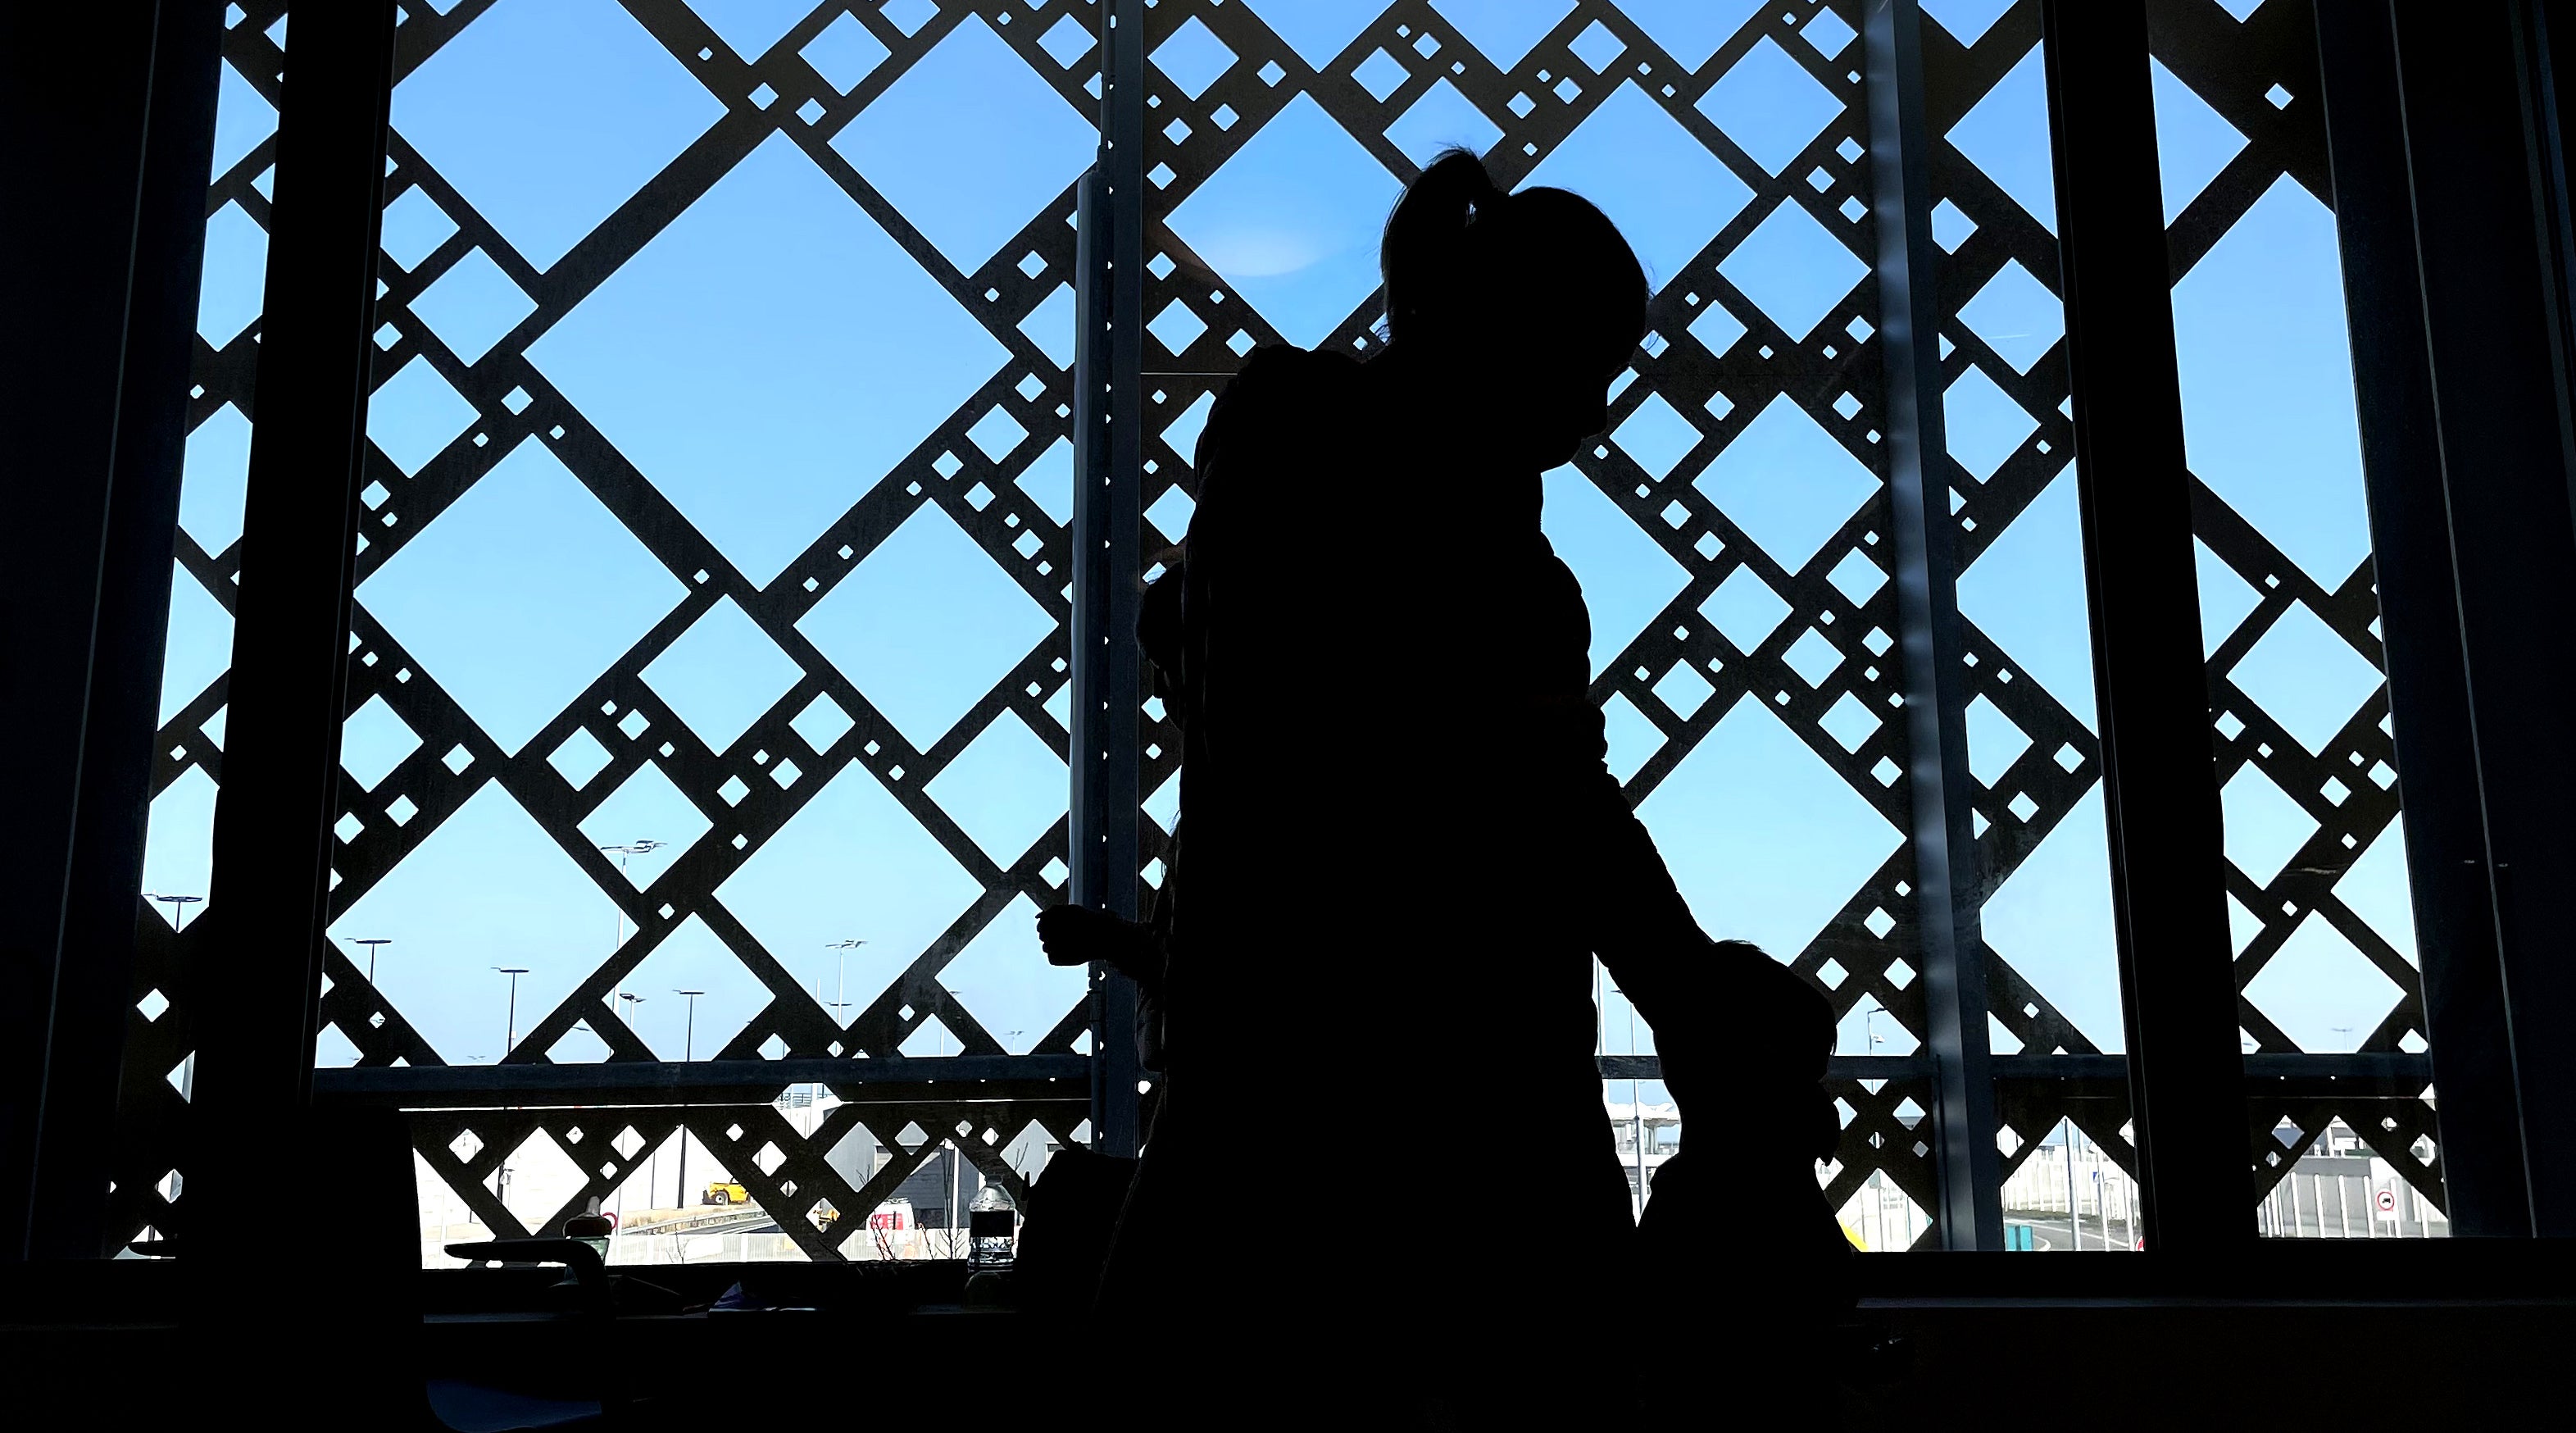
left=702, top=1180, right=748, bottom=1206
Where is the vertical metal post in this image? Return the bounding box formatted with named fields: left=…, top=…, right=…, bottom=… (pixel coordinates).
left=0, top=0, right=220, bottom=1262
left=1072, top=0, right=1147, bottom=1158
left=32, top=0, right=228, bottom=1262
left=1865, top=0, right=2005, bottom=1252
left=186, top=0, right=397, bottom=1267
left=2311, top=0, right=2533, bottom=1236
left=2063, top=1120, right=2081, bottom=1249
left=2379, top=0, right=2576, bottom=1237
left=2040, top=0, right=2253, bottom=1253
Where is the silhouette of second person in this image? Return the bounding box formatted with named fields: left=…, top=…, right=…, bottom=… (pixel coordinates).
left=1061, top=150, right=1842, bottom=1427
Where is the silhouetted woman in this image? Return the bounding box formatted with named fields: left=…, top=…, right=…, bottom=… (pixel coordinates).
left=1085, top=151, right=1839, bottom=1428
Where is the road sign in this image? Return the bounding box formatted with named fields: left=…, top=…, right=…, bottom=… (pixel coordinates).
left=2374, top=1188, right=2398, bottom=1219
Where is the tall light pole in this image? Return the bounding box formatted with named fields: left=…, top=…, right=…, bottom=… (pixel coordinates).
left=148, top=892, right=202, bottom=930
left=1865, top=1004, right=1888, bottom=1249
left=618, top=991, right=647, bottom=1030
left=598, top=839, right=663, bottom=1013
left=2064, top=1118, right=2083, bottom=1252
left=825, top=939, right=863, bottom=1020
left=823, top=941, right=862, bottom=1118
left=675, top=990, right=704, bottom=1061
left=675, top=989, right=703, bottom=1208
left=348, top=936, right=390, bottom=985
left=494, top=967, right=528, bottom=1056
left=1627, top=1002, right=1647, bottom=1220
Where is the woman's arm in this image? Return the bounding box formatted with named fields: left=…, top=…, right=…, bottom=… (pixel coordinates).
left=1528, top=589, right=1834, bottom=1132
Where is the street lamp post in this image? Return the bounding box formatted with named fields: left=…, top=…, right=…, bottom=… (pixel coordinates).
left=598, top=839, right=663, bottom=1013
left=821, top=941, right=864, bottom=1122
left=2064, top=1118, right=2083, bottom=1252
left=348, top=936, right=390, bottom=985
left=1864, top=1004, right=1888, bottom=1249
left=148, top=892, right=202, bottom=930
left=675, top=989, right=704, bottom=1208
left=825, top=939, right=863, bottom=1018
left=494, top=967, right=529, bottom=1056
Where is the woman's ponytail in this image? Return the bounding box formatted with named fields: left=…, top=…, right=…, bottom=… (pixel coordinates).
left=1380, top=148, right=1505, bottom=344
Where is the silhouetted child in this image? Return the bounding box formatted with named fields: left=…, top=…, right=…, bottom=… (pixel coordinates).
left=1040, top=148, right=1846, bottom=1428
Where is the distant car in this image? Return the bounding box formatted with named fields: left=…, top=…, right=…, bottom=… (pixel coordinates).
left=702, top=1180, right=748, bottom=1206
left=816, top=1200, right=913, bottom=1234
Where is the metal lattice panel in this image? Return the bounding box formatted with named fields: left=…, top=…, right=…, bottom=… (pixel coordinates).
left=1138, top=0, right=1940, bottom=1244
left=107, top=0, right=2448, bottom=1261
left=1924, top=0, right=2442, bottom=1220
left=2147, top=0, right=2438, bottom=1213
left=409, top=1096, right=1084, bottom=1255
left=107, top=2, right=294, bottom=1259
left=1920, top=0, right=2138, bottom=1208
left=327, top=0, right=1105, bottom=1258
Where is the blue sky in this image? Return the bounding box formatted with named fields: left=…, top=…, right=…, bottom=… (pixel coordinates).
left=145, top=2, right=2412, bottom=1096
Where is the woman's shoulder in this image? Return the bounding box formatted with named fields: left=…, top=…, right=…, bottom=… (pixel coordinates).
left=1196, top=345, right=1366, bottom=513
left=1215, top=343, right=1365, bottom=420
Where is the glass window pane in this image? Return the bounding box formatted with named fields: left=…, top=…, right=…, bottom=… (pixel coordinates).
left=1926, top=0, right=2138, bottom=1249
left=110, top=3, right=292, bottom=1262
left=1158, top=0, right=1936, bottom=1245
left=333, top=0, right=1092, bottom=1259
left=2147, top=0, right=2445, bottom=1236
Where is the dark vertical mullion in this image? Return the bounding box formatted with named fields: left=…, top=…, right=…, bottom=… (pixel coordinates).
left=187, top=0, right=398, bottom=1252
left=2040, top=0, right=2251, bottom=1253
left=1074, top=0, right=1147, bottom=1158
left=1865, top=0, right=2003, bottom=1252
left=0, top=2, right=183, bottom=1263
left=2387, top=0, right=2576, bottom=1236
left=31, top=0, right=229, bottom=1262
left=2311, top=0, right=2531, bottom=1237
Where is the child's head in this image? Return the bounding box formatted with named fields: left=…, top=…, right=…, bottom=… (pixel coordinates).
left=1379, top=149, right=1650, bottom=466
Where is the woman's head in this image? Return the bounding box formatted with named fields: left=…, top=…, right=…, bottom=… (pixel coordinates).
left=1379, top=149, right=1648, bottom=466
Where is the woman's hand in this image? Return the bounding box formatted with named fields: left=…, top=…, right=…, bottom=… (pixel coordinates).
left=1035, top=905, right=1162, bottom=992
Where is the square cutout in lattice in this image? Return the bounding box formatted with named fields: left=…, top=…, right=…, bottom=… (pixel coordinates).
left=880, top=0, right=935, bottom=38
left=791, top=694, right=854, bottom=753
left=969, top=408, right=1027, bottom=463
left=1039, top=13, right=1093, bottom=68
left=1355, top=49, right=1407, bottom=102
left=1820, top=692, right=1878, bottom=753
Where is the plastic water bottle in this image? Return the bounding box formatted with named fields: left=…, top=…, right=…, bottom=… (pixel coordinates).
left=966, top=1182, right=1016, bottom=1267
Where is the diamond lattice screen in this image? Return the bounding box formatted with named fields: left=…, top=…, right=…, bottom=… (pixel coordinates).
left=2146, top=0, right=2439, bottom=1218
left=1138, top=0, right=1941, bottom=1246
left=109, top=0, right=2445, bottom=1262
left=317, top=0, right=1104, bottom=1258
left=1924, top=0, right=2442, bottom=1227
left=1922, top=0, right=2141, bottom=1218
left=107, top=1, right=292, bottom=1259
